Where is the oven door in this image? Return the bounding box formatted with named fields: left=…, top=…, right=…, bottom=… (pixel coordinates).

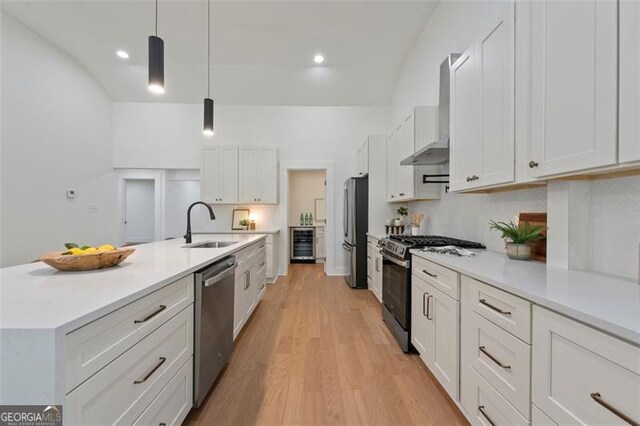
left=382, top=251, right=410, bottom=330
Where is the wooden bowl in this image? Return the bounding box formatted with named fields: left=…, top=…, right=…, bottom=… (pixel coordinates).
left=39, top=248, right=135, bottom=271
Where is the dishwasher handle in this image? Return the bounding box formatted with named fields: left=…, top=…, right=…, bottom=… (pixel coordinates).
left=203, top=263, right=237, bottom=287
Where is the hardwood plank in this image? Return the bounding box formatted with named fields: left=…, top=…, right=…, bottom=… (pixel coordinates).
left=185, top=263, right=468, bottom=426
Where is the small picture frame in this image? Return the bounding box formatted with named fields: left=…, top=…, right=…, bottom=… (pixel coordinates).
left=231, top=209, right=250, bottom=230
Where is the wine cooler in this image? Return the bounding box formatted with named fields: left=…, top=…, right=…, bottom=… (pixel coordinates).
left=290, top=227, right=316, bottom=261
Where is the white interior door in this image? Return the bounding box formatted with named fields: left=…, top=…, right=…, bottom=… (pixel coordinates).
left=125, top=179, right=155, bottom=244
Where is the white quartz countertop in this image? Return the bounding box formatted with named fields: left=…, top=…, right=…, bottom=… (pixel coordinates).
left=193, top=229, right=280, bottom=234
left=0, top=234, right=266, bottom=332
left=410, top=249, right=640, bottom=346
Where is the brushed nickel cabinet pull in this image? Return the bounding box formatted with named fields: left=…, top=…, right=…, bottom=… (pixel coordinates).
left=426, top=295, right=433, bottom=320
left=529, top=161, right=539, bottom=168
left=479, top=346, right=511, bottom=369
left=375, top=258, right=380, bottom=273
left=399, top=193, right=406, bottom=196
left=134, top=305, right=167, bottom=324
left=479, top=298, right=511, bottom=315
left=422, top=292, right=428, bottom=317
left=422, top=269, right=438, bottom=279
left=590, top=393, right=639, bottom=426
left=159, top=423, right=167, bottom=426
left=134, top=357, right=166, bottom=384
left=478, top=406, right=496, bottom=426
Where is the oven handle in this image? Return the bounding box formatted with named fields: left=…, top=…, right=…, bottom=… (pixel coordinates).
left=382, top=252, right=410, bottom=268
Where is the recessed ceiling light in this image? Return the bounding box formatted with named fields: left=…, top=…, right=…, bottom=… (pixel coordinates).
left=314, top=54, right=324, bottom=64
left=116, top=50, right=129, bottom=59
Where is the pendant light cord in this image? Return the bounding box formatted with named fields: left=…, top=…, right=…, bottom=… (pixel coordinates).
left=207, top=0, right=211, bottom=97
left=155, top=0, right=158, bottom=36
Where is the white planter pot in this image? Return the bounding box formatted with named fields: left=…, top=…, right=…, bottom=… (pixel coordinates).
left=506, top=243, right=531, bottom=260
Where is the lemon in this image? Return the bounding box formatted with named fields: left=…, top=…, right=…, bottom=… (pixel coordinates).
left=98, top=244, right=116, bottom=252
left=83, top=247, right=98, bottom=255
left=69, top=247, right=84, bottom=256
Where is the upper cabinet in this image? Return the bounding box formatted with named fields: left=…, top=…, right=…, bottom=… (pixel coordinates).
left=523, top=0, right=617, bottom=177
left=239, top=147, right=278, bottom=204
left=202, top=146, right=239, bottom=204
left=619, top=0, right=640, bottom=164
left=356, top=141, right=369, bottom=176
left=386, top=107, right=442, bottom=202
left=450, top=3, right=515, bottom=192
left=202, top=146, right=278, bottom=205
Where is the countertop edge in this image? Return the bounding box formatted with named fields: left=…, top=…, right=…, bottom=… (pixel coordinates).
left=410, top=249, right=640, bottom=347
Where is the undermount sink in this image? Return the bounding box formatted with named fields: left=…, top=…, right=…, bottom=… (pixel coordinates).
left=184, top=241, right=237, bottom=249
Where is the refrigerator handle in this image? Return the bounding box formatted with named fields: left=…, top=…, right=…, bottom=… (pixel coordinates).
left=343, top=184, right=348, bottom=238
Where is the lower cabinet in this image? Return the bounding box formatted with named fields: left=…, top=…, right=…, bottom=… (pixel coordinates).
left=233, top=240, right=267, bottom=339
left=532, top=306, right=640, bottom=426
left=367, top=236, right=382, bottom=302
left=411, top=274, right=459, bottom=400
left=66, top=306, right=194, bottom=424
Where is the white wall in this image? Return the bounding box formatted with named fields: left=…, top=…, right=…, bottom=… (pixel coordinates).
left=113, top=103, right=390, bottom=275
left=1, top=14, right=118, bottom=266
left=288, top=170, right=325, bottom=226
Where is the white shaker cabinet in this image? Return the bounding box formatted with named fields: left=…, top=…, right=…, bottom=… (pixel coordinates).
left=450, top=3, right=515, bottom=191
left=619, top=0, right=640, bottom=164
left=411, top=274, right=460, bottom=401
left=525, top=0, right=617, bottom=177
left=532, top=306, right=640, bottom=426
left=315, top=226, right=325, bottom=261
left=386, top=130, right=399, bottom=201
left=356, top=141, right=369, bottom=176
left=201, top=146, right=239, bottom=204
left=239, top=146, right=278, bottom=204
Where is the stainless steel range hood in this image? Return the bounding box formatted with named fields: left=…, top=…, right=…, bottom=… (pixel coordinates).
left=401, top=53, right=460, bottom=166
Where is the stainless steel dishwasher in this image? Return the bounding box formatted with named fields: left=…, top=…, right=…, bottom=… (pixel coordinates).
left=194, top=255, right=236, bottom=407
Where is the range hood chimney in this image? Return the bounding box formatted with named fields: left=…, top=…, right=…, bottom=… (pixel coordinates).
left=400, top=53, right=460, bottom=166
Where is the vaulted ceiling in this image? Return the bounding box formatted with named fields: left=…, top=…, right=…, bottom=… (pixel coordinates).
left=2, top=1, right=438, bottom=105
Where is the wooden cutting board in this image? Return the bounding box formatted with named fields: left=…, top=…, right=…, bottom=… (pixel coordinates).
left=519, top=212, right=547, bottom=262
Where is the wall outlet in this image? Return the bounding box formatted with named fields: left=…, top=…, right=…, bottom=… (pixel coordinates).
left=66, top=188, right=75, bottom=199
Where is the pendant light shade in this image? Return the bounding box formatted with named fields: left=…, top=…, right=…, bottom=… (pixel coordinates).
left=148, top=0, right=164, bottom=94
left=203, top=0, right=214, bottom=136
left=203, top=97, right=214, bottom=136
left=148, top=35, right=164, bottom=94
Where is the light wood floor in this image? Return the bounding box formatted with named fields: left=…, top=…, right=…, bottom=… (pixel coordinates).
left=185, top=263, right=468, bottom=426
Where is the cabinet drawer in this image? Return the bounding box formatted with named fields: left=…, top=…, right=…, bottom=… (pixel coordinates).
left=463, top=276, right=531, bottom=343
left=412, top=256, right=460, bottom=300
left=133, top=357, right=193, bottom=426
left=66, top=305, right=194, bottom=425
left=532, top=306, right=640, bottom=426
left=462, top=310, right=531, bottom=418
left=461, top=365, right=528, bottom=425
left=65, top=275, right=194, bottom=392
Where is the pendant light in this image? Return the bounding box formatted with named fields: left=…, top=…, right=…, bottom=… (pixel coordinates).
left=203, top=0, right=214, bottom=136
left=148, top=0, right=165, bottom=94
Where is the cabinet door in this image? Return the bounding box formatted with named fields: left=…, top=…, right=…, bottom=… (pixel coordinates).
left=398, top=114, right=415, bottom=200
left=476, top=3, right=515, bottom=187
left=202, top=148, right=222, bottom=203
left=411, top=276, right=430, bottom=356
left=258, top=147, right=278, bottom=203
left=373, top=250, right=383, bottom=301
left=620, top=0, right=640, bottom=164
left=450, top=48, right=478, bottom=191
left=425, top=282, right=460, bottom=400
left=528, top=0, right=617, bottom=177
left=220, top=146, right=239, bottom=204
left=386, top=132, right=399, bottom=201
left=233, top=269, right=247, bottom=339
left=239, top=147, right=259, bottom=203
left=315, top=228, right=325, bottom=259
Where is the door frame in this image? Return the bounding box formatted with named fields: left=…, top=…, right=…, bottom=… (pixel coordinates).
left=279, top=161, right=335, bottom=276
left=117, top=169, right=165, bottom=246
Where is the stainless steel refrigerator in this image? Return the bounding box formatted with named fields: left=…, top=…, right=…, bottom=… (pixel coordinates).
left=343, top=176, right=368, bottom=288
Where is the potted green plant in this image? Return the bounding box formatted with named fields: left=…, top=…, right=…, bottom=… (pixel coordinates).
left=489, top=220, right=547, bottom=261
left=239, top=218, right=250, bottom=230
left=395, top=207, right=408, bottom=226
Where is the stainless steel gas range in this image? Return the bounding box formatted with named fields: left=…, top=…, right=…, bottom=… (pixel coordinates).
left=379, top=235, right=485, bottom=352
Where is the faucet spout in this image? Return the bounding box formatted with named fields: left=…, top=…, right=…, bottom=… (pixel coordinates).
left=184, top=201, right=216, bottom=244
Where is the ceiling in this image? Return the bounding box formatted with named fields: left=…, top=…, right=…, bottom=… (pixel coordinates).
left=2, top=1, right=438, bottom=106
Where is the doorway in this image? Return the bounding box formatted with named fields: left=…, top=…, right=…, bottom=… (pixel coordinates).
left=124, top=179, right=155, bottom=244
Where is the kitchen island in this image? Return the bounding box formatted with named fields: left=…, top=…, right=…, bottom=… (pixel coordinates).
left=0, top=234, right=266, bottom=417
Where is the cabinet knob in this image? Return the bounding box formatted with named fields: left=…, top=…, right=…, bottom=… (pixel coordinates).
left=529, top=161, right=539, bottom=169
left=399, top=193, right=405, bottom=196
left=466, top=177, right=471, bottom=182
left=472, top=175, right=479, bottom=181
left=390, top=195, right=395, bottom=198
